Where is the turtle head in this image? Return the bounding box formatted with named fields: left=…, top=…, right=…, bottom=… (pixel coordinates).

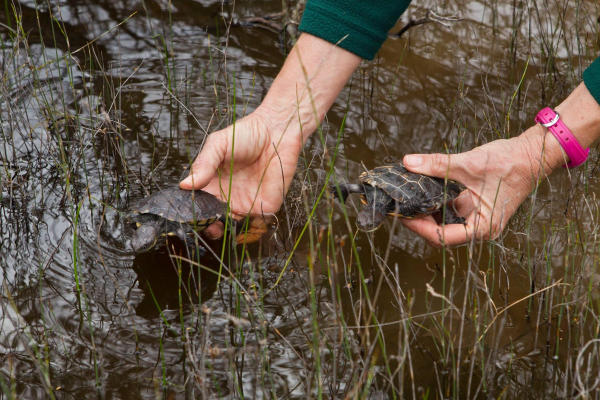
left=131, top=224, right=159, bottom=253
left=356, top=207, right=386, bottom=232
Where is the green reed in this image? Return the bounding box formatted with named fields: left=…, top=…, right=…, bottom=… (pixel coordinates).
left=3, top=0, right=600, bottom=398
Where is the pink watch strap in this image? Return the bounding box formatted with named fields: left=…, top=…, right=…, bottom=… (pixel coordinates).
left=535, top=107, right=589, bottom=168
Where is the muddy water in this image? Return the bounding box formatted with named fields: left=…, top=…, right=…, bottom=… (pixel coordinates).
left=1, top=0, right=599, bottom=398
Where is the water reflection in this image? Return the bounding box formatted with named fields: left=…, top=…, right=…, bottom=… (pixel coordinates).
left=132, top=244, right=218, bottom=319
left=1, top=0, right=599, bottom=397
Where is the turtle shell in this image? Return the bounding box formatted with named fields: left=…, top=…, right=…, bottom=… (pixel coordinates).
left=359, top=164, right=463, bottom=216
left=131, top=187, right=226, bottom=225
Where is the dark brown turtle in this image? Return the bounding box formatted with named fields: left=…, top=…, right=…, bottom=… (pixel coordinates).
left=332, top=163, right=465, bottom=231
left=128, top=187, right=227, bottom=253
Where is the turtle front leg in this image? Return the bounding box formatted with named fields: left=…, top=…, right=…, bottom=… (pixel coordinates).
left=429, top=204, right=465, bottom=225
left=410, top=198, right=465, bottom=225
left=441, top=206, right=465, bottom=225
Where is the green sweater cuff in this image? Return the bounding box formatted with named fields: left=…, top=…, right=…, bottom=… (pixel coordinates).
left=298, top=0, right=411, bottom=60
left=583, top=57, right=600, bottom=106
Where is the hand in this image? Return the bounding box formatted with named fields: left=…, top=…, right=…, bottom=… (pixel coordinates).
left=400, top=128, right=563, bottom=246
left=180, top=110, right=302, bottom=238
left=178, top=34, right=361, bottom=239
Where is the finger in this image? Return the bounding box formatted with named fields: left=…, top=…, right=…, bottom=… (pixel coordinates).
left=403, top=152, right=465, bottom=181
left=204, top=214, right=269, bottom=243
left=203, top=221, right=224, bottom=240
left=235, top=216, right=270, bottom=244
left=180, top=132, right=228, bottom=190
left=452, top=191, right=475, bottom=217
left=402, top=216, right=474, bottom=247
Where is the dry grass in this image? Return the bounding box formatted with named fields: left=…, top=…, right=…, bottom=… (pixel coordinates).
left=1, top=0, right=600, bottom=398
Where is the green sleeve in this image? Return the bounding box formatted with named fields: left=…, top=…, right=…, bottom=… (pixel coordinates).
left=583, top=57, right=600, bottom=106
left=298, top=0, right=412, bottom=60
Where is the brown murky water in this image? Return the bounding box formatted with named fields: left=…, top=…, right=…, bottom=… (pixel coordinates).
left=1, top=0, right=600, bottom=398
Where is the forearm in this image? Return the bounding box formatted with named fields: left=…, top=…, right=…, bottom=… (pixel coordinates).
left=555, top=82, right=600, bottom=149
left=519, top=82, right=600, bottom=176
left=255, top=33, right=361, bottom=144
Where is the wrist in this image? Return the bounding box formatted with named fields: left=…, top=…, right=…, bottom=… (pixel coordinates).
left=554, top=82, right=600, bottom=150
left=517, top=124, right=566, bottom=177
left=520, top=82, right=600, bottom=174
left=256, top=33, right=361, bottom=144
left=256, top=93, right=320, bottom=144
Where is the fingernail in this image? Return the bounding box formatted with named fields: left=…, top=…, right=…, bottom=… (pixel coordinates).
left=180, top=175, right=192, bottom=186
left=404, top=155, right=423, bottom=167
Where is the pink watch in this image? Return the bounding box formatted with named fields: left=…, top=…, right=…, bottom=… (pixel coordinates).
left=535, top=107, right=589, bottom=168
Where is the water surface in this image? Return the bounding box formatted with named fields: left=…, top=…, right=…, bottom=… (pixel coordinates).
left=1, top=1, right=600, bottom=398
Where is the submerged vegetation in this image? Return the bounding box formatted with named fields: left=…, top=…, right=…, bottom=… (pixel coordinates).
left=1, top=0, right=600, bottom=398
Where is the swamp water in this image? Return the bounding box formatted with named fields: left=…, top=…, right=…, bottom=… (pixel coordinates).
left=1, top=0, right=600, bottom=398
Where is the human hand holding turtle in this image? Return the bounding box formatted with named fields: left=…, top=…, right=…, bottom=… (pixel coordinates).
left=179, top=33, right=600, bottom=246
left=402, top=82, right=600, bottom=246
left=400, top=131, right=557, bottom=246
left=179, top=110, right=302, bottom=238
left=180, top=33, right=360, bottom=238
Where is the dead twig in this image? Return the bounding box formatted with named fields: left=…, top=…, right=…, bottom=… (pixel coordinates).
left=391, top=9, right=462, bottom=39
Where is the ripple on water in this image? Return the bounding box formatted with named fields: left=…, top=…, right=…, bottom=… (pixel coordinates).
left=2, top=0, right=600, bottom=397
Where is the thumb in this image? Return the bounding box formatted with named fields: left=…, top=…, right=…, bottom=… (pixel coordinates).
left=403, top=153, right=462, bottom=180
left=180, top=133, right=227, bottom=190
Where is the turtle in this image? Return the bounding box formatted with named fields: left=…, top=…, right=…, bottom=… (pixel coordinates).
left=332, top=163, right=465, bottom=231
left=128, top=187, right=228, bottom=254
